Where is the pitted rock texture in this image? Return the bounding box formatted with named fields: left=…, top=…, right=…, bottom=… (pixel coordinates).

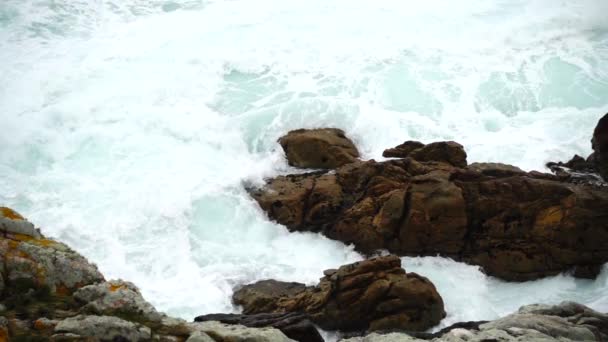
left=278, top=128, right=360, bottom=169
left=233, top=255, right=445, bottom=332
left=251, top=153, right=608, bottom=281
left=340, top=302, right=608, bottom=342
left=195, top=312, right=323, bottom=342
left=0, top=207, right=290, bottom=341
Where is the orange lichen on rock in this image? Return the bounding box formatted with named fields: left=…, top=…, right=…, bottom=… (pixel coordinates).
left=110, top=283, right=127, bottom=292
left=0, top=207, right=25, bottom=220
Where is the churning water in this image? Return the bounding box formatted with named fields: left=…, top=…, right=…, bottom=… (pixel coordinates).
left=1, top=0, right=607, bottom=328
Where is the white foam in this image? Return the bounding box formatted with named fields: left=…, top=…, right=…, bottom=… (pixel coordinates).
left=1, top=0, right=607, bottom=323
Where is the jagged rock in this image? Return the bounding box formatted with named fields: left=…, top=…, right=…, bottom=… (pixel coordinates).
left=278, top=128, right=360, bottom=169
left=53, top=315, right=152, bottom=341
left=233, top=255, right=445, bottom=332
left=592, top=113, right=608, bottom=180
left=190, top=321, right=295, bottom=342
left=383, top=141, right=425, bottom=158
left=195, top=312, right=323, bottom=342
left=547, top=113, right=608, bottom=185
left=74, top=280, right=164, bottom=322
left=187, top=330, right=217, bottom=342
left=0, top=208, right=104, bottom=297
left=251, top=147, right=608, bottom=280
left=0, top=207, right=41, bottom=238
left=382, top=141, right=467, bottom=168
left=233, top=280, right=308, bottom=315
left=340, top=302, right=608, bottom=342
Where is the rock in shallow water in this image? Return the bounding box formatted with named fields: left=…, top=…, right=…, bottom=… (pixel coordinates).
left=278, top=128, right=360, bottom=169
left=252, top=143, right=608, bottom=281
left=233, top=255, right=445, bottom=333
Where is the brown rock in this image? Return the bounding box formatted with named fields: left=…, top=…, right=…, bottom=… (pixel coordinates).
left=383, top=141, right=467, bottom=168
left=409, top=141, right=467, bottom=167
left=592, top=113, right=608, bottom=180
left=382, top=141, right=425, bottom=158
left=278, top=128, right=360, bottom=169
left=251, top=145, right=608, bottom=281
left=233, top=255, right=445, bottom=332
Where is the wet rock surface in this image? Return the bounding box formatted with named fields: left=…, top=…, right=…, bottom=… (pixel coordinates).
left=278, top=128, right=360, bottom=169
left=547, top=113, right=608, bottom=185
left=252, top=132, right=608, bottom=281
left=233, top=255, right=445, bottom=332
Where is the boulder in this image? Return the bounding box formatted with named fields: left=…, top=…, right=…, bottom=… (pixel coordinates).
left=53, top=315, right=152, bottom=341
left=0, top=207, right=41, bottom=238
left=194, top=312, right=323, bottom=342
left=0, top=208, right=104, bottom=297
left=73, top=280, right=164, bottom=323
left=382, top=141, right=425, bottom=158
left=278, top=128, right=360, bottom=169
left=233, top=255, right=445, bottom=332
left=340, top=302, right=608, bottom=342
left=190, top=321, right=295, bottom=342
left=547, top=113, right=608, bottom=185
left=382, top=141, right=467, bottom=168
left=591, top=113, right=608, bottom=180
left=251, top=151, right=608, bottom=281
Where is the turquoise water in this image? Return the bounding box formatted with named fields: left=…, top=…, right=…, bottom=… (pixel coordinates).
left=1, top=0, right=607, bottom=327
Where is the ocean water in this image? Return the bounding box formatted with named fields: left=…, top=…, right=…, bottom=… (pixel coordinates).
left=1, top=0, right=608, bottom=330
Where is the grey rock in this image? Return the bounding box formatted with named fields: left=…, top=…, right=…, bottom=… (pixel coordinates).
left=186, top=330, right=217, bottom=342
left=54, top=314, right=152, bottom=341
left=0, top=207, right=41, bottom=238
left=341, top=332, right=423, bottom=342
left=0, top=236, right=104, bottom=294
left=190, top=321, right=295, bottom=342
left=74, top=279, right=164, bottom=322
left=480, top=313, right=596, bottom=341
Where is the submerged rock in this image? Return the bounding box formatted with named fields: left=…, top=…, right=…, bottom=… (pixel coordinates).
left=233, top=255, right=445, bottom=332
left=278, top=128, right=360, bottom=169
left=341, top=302, right=608, bottom=342
left=252, top=142, right=608, bottom=281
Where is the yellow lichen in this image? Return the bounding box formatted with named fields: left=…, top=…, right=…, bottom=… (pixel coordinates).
left=110, top=283, right=126, bottom=292
left=0, top=207, right=25, bottom=220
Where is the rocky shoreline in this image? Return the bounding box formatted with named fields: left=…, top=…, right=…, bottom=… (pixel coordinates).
left=0, top=113, right=606, bottom=341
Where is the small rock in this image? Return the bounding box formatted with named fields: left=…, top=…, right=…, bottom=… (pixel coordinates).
left=382, top=141, right=425, bottom=158
left=278, top=128, right=360, bottom=169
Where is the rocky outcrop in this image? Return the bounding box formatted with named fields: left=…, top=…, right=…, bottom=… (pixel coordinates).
left=251, top=141, right=608, bottom=281
left=340, top=301, right=608, bottom=342
left=278, top=128, right=360, bottom=169
left=195, top=312, right=323, bottom=342
left=547, top=113, right=608, bottom=184
left=0, top=207, right=294, bottom=341
left=383, top=141, right=467, bottom=168
left=233, top=255, right=445, bottom=332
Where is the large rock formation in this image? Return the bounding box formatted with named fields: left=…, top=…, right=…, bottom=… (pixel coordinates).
left=341, top=301, right=608, bottom=342
left=591, top=113, right=608, bottom=180
left=0, top=207, right=294, bottom=341
left=251, top=136, right=608, bottom=280
left=278, top=128, right=360, bottom=169
left=232, top=255, right=446, bottom=332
